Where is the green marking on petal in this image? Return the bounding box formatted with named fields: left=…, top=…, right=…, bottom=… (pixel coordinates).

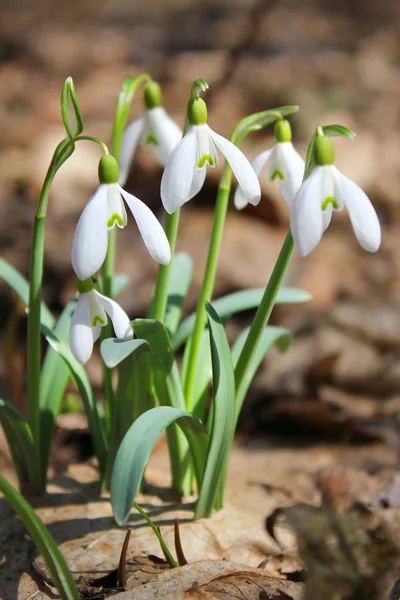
left=197, top=154, right=214, bottom=168
left=92, top=315, right=106, bottom=327
left=321, top=196, right=339, bottom=210
left=107, top=213, right=124, bottom=229
left=270, top=169, right=285, bottom=181
left=145, top=134, right=159, bottom=147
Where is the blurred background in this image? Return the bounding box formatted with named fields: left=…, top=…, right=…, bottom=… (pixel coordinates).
left=1, top=0, right=400, bottom=475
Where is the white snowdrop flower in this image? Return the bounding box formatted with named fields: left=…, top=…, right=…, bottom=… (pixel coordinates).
left=118, top=81, right=182, bottom=186
left=160, top=97, right=261, bottom=214
left=234, top=119, right=304, bottom=210
left=291, top=134, right=381, bottom=257
left=71, top=154, right=171, bottom=281
left=69, top=278, right=133, bottom=365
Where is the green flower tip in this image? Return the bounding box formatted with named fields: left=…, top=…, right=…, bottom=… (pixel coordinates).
left=77, top=277, right=94, bottom=294
left=274, top=119, right=292, bottom=143
left=187, top=97, right=208, bottom=126
left=98, top=154, right=119, bottom=184
left=144, top=81, right=162, bottom=109
left=315, top=135, right=335, bottom=166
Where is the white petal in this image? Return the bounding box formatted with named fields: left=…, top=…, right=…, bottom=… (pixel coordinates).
left=92, top=323, right=102, bottom=343
left=107, top=184, right=127, bottom=229
left=208, top=126, right=261, bottom=206
left=118, top=185, right=171, bottom=265
left=291, top=167, right=325, bottom=257
left=95, top=291, right=133, bottom=340
left=69, top=295, right=94, bottom=364
left=279, top=143, right=305, bottom=205
left=118, top=116, right=145, bottom=186
left=234, top=147, right=273, bottom=210
left=71, top=185, right=109, bottom=280
left=322, top=204, right=333, bottom=231
left=334, top=169, right=381, bottom=252
left=195, top=124, right=219, bottom=168
left=143, top=107, right=182, bottom=166
left=160, top=127, right=197, bottom=213
left=188, top=167, right=207, bottom=201
left=87, top=289, right=108, bottom=327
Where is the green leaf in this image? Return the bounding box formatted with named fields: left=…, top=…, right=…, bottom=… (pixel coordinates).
left=111, top=406, right=208, bottom=525
left=0, top=258, right=54, bottom=329
left=0, top=474, right=80, bottom=600
left=100, top=338, right=149, bottom=369
left=131, top=319, right=189, bottom=492
left=231, top=106, right=300, bottom=145
left=194, top=303, right=235, bottom=520
left=60, top=76, right=83, bottom=139
left=164, top=253, right=193, bottom=336
left=173, top=287, right=310, bottom=350
left=232, top=325, right=293, bottom=422
left=0, top=399, right=36, bottom=486
left=181, top=329, right=212, bottom=423
left=39, top=297, right=78, bottom=482
left=43, top=326, right=107, bottom=477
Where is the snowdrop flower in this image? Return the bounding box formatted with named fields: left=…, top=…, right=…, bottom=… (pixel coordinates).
left=69, top=278, right=133, bottom=365
left=161, top=96, right=261, bottom=214
left=119, top=81, right=182, bottom=186
left=234, top=119, right=304, bottom=210
left=71, top=154, right=171, bottom=281
left=291, top=134, right=381, bottom=257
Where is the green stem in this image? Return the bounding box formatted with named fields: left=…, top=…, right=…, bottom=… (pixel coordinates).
left=183, top=165, right=232, bottom=412
left=234, top=230, right=295, bottom=404
left=150, top=209, right=181, bottom=322
left=27, top=139, right=74, bottom=483
left=133, top=501, right=178, bottom=568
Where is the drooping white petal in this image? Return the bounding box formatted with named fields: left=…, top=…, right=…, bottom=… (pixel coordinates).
left=69, top=294, right=94, bottom=365
left=279, top=143, right=305, bottom=205
left=71, top=185, right=109, bottom=280
left=143, top=107, right=182, bottom=166
left=322, top=204, right=333, bottom=231
left=118, top=185, right=171, bottom=265
left=195, top=124, right=219, bottom=168
left=208, top=126, right=261, bottom=206
left=160, top=126, right=197, bottom=214
left=234, top=147, right=273, bottom=210
left=107, top=184, right=127, bottom=229
left=92, top=323, right=102, bottom=343
left=334, top=169, right=381, bottom=252
left=87, top=289, right=108, bottom=328
left=95, top=291, right=133, bottom=339
left=118, top=116, right=145, bottom=186
left=291, top=167, right=325, bottom=257
left=188, top=167, right=207, bottom=201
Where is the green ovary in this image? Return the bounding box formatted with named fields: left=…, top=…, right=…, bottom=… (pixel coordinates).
left=270, top=169, right=284, bottom=181
left=145, top=134, right=159, bottom=146
left=197, top=154, right=214, bottom=168
left=107, top=213, right=124, bottom=228
left=92, top=315, right=106, bottom=327
left=321, top=196, right=339, bottom=211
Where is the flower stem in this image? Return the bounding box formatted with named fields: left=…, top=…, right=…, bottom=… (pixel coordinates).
left=149, top=209, right=180, bottom=322
left=183, top=164, right=232, bottom=412
left=27, top=139, right=74, bottom=491
left=234, top=229, right=295, bottom=406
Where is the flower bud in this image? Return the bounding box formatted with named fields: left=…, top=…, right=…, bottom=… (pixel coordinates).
left=274, top=119, right=292, bottom=143
left=77, top=277, right=94, bottom=294
left=144, top=81, right=162, bottom=109
left=187, top=97, right=208, bottom=126
left=98, top=154, right=119, bottom=184
left=315, top=135, right=335, bottom=166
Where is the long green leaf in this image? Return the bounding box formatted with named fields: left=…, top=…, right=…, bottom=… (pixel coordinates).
left=0, top=474, right=80, bottom=599
left=100, top=337, right=149, bottom=369
left=111, top=406, right=208, bottom=525
left=0, top=399, right=36, bottom=486
left=194, top=303, right=235, bottom=520
left=164, top=253, right=193, bottom=336
left=0, top=258, right=54, bottom=329
left=43, top=326, right=107, bottom=477
left=173, top=287, right=310, bottom=350
left=132, top=319, right=189, bottom=492
left=232, top=325, right=293, bottom=423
